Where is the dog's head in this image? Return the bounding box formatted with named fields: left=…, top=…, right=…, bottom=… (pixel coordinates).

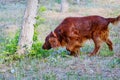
left=42, top=32, right=61, bottom=50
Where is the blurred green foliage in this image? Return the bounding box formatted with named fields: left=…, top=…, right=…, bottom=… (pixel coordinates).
left=29, top=6, right=52, bottom=58
left=100, top=44, right=114, bottom=57
left=34, top=6, right=46, bottom=28
left=29, top=41, right=51, bottom=58
left=4, top=31, right=19, bottom=54
left=0, top=31, right=19, bottom=63
left=0, top=6, right=50, bottom=63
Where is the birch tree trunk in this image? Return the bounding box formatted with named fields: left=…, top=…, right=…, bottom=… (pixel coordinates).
left=60, top=0, right=69, bottom=12
left=17, top=0, right=38, bottom=55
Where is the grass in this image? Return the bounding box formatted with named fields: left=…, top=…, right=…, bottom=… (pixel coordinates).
left=42, top=72, right=57, bottom=80
left=0, top=0, right=120, bottom=80
left=0, top=55, right=119, bottom=80
left=100, top=44, right=114, bottom=57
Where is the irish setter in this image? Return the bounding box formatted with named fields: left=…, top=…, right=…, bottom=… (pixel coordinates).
left=42, top=15, right=120, bottom=57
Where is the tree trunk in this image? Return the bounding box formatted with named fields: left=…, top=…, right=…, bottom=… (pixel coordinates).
left=17, top=0, right=38, bottom=55
left=60, top=0, right=69, bottom=12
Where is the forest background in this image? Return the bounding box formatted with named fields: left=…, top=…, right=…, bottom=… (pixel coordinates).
left=0, top=0, right=120, bottom=80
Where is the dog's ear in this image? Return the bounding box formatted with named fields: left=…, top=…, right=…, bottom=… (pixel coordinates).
left=56, top=30, right=64, bottom=43
left=52, top=31, right=57, bottom=37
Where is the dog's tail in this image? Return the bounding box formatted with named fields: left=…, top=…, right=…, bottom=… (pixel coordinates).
left=106, top=15, right=120, bottom=25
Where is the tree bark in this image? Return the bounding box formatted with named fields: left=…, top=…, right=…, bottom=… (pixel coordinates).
left=17, top=0, right=38, bottom=55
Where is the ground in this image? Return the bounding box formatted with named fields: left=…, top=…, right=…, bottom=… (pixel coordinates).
left=0, top=55, right=120, bottom=80
left=0, top=0, right=120, bottom=80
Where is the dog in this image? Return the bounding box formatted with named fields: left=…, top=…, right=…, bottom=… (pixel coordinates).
left=42, top=15, right=120, bottom=57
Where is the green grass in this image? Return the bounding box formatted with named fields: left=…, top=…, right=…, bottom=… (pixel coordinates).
left=42, top=72, right=57, bottom=80
left=0, top=0, right=120, bottom=80
left=107, top=58, right=120, bottom=68
left=0, top=53, right=120, bottom=80
left=100, top=44, right=114, bottom=57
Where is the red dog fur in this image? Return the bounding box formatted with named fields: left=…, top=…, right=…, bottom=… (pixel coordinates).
left=42, top=15, right=120, bottom=57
